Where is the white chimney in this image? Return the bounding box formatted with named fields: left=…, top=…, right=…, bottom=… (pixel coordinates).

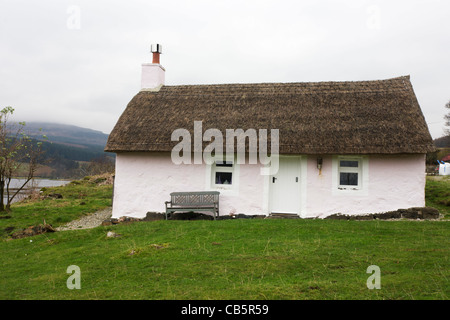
left=141, top=44, right=165, bottom=91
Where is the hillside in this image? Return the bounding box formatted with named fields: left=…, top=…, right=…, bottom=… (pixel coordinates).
left=22, top=122, right=109, bottom=148
left=16, top=122, right=114, bottom=179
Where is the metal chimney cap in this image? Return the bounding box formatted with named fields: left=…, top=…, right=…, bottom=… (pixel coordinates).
left=151, top=44, right=162, bottom=54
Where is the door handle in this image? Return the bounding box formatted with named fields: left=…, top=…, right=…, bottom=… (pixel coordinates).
left=295, top=177, right=298, bottom=182
left=272, top=177, right=277, bottom=183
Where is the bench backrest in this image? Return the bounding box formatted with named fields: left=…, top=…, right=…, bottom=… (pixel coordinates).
left=170, top=191, right=220, bottom=206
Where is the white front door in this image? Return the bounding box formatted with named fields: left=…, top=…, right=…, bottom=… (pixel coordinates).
left=269, top=156, right=301, bottom=214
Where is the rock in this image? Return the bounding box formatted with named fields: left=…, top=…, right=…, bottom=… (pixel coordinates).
left=253, top=215, right=267, bottom=219
left=117, top=216, right=142, bottom=224
left=423, top=207, right=441, bottom=219
left=411, top=207, right=440, bottom=219
left=350, top=214, right=373, bottom=220
left=324, top=207, right=441, bottom=220
left=236, top=213, right=253, bottom=219
left=217, top=215, right=234, bottom=220
left=399, top=208, right=417, bottom=219
left=324, top=213, right=349, bottom=220
left=373, top=211, right=401, bottom=220
left=101, top=219, right=113, bottom=226
left=143, top=212, right=165, bottom=221
left=106, top=231, right=121, bottom=238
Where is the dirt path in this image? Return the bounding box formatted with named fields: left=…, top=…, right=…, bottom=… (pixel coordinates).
left=55, top=207, right=112, bottom=231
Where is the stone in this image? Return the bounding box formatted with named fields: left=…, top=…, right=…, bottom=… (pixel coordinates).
left=143, top=212, right=165, bottom=221
left=324, top=207, right=441, bottom=220
left=106, top=231, right=121, bottom=238
left=101, top=219, right=113, bottom=226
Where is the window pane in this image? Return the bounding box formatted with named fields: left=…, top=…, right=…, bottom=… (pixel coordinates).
left=340, top=160, right=359, bottom=168
left=340, top=172, right=358, bottom=186
left=216, top=161, right=233, bottom=167
left=216, top=172, right=232, bottom=185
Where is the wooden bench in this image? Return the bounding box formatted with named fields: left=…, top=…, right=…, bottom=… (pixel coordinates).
left=165, top=191, right=220, bottom=220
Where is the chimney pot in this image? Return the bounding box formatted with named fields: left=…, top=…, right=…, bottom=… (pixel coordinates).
left=151, top=44, right=162, bottom=53
left=151, top=44, right=162, bottom=64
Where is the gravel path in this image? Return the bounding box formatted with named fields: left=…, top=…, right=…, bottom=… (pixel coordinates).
left=56, top=207, right=112, bottom=231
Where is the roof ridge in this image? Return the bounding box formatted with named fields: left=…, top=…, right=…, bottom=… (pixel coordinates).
left=161, top=75, right=411, bottom=88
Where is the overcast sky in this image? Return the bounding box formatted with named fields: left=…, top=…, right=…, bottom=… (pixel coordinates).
left=0, top=0, right=449, bottom=139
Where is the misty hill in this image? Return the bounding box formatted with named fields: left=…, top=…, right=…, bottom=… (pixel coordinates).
left=22, top=122, right=113, bottom=161
left=22, top=122, right=109, bottom=149
left=13, top=122, right=113, bottom=179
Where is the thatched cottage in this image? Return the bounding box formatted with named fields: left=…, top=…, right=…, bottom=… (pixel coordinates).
left=105, top=45, right=435, bottom=219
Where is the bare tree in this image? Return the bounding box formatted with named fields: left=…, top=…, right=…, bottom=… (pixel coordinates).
left=0, top=107, right=46, bottom=212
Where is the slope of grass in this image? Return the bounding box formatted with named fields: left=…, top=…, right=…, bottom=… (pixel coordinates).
left=0, top=175, right=113, bottom=238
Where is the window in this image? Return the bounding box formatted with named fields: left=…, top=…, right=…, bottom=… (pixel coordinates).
left=213, top=160, right=234, bottom=186
left=332, top=156, right=368, bottom=196
left=338, top=158, right=361, bottom=189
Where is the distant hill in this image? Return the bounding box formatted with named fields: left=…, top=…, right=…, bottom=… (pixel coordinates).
left=434, top=135, right=450, bottom=148
left=22, top=122, right=109, bottom=149
left=12, top=122, right=113, bottom=179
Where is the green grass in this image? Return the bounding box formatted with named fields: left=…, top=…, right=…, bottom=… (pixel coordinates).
left=1, top=219, right=448, bottom=300
left=0, top=176, right=113, bottom=238
left=0, top=175, right=448, bottom=300
left=426, top=176, right=450, bottom=219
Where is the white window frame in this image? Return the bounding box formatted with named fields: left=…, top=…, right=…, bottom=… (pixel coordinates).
left=212, top=160, right=234, bottom=188
left=205, top=154, right=240, bottom=195
left=338, top=158, right=362, bottom=190
left=332, top=155, right=368, bottom=196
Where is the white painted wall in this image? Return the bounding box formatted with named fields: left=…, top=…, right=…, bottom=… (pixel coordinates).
left=112, top=152, right=266, bottom=218
left=304, top=154, right=426, bottom=218
left=112, top=152, right=426, bottom=219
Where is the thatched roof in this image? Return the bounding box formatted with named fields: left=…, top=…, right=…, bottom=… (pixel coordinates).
left=105, top=75, right=434, bottom=154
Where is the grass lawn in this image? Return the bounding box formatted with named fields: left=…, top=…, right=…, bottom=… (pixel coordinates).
left=0, top=175, right=113, bottom=238
left=425, top=176, right=450, bottom=219
left=0, top=175, right=448, bottom=300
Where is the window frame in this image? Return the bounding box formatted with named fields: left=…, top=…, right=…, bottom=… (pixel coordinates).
left=337, top=157, right=362, bottom=190
left=211, top=159, right=235, bottom=189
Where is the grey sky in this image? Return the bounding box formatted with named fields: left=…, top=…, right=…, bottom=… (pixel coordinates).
left=0, top=0, right=449, bottom=138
